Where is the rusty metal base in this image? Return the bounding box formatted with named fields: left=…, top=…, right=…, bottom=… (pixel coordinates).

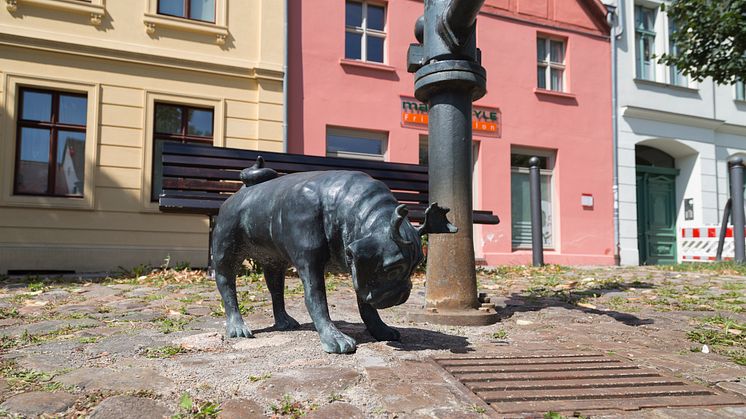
left=408, top=307, right=500, bottom=326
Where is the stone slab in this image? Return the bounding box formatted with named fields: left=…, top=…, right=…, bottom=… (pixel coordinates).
left=0, top=391, right=77, bottom=416
left=218, top=398, right=264, bottom=419
left=57, top=368, right=173, bottom=394
left=306, top=402, right=365, bottom=419
left=89, top=395, right=172, bottom=419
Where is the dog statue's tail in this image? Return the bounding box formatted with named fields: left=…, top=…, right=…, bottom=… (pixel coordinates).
left=239, top=156, right=278, bottom=187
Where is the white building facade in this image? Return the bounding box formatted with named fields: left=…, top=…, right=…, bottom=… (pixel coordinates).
left=607, top=0, right=746, bottom=265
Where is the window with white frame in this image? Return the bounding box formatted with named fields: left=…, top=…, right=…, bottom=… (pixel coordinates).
left=326, top=127, right=386, bottom=161
left=635, top=5, right=657, bottom=81
left=737, top=81, right=745, bottom=101
left=536, top=37, right=566, bottom=92
left=345, top=1, right=386, bottom=63
left=511, top=152, right=555, bottom=249
left=667, top=18, right=688, bottom=86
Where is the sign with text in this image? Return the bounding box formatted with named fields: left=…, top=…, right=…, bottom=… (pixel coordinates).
left=400, top=97, right=501, bottom=138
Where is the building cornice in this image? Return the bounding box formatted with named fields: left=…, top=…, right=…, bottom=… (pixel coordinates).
left=0, top=27, right=284, bottom=81
left=622, top=106, right=746, bottom=134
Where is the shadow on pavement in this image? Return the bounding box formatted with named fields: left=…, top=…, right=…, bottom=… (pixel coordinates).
left=497, top=281, right=656, bottom=327
left=254, top=320, right=473, bottom=353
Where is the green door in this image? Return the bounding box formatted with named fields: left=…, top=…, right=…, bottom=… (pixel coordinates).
left=636, top=167, right=678, bottom=265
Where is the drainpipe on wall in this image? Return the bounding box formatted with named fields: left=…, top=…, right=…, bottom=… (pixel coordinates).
left=282, top=0, right=289, bottom=153
left=606, top=1, right=623, bottom=265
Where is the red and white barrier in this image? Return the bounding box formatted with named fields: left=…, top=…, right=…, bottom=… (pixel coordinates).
left=679, top=227, right=746, bottom=262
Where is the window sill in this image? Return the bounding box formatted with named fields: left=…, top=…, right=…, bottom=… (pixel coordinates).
left=143, top=13, right=228, bottom=45
left=7, top=0, right=105, bottom=25
left=339, top=58, right=396, bottom=73
left=634, top=78, right=699, bottom=93
left=534, top=88, right=576, bottom=100
left=735, top=99, right=746, bottom=105
left=1, top=195, right=95, bottom=211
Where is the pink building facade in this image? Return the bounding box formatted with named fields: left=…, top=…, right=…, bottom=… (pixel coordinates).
left=288, top=0, right=614, bottom=266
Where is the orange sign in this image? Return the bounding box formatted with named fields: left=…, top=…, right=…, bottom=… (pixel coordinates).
left=400, top=97, right=501, bottom=137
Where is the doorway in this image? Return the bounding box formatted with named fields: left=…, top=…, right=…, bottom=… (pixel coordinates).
left=636, top=145, right=680, bottom=265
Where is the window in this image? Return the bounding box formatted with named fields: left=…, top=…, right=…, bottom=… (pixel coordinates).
left=737, top=81, right=745, bottom=101
left=667, top=18, right=688, bottom=87
left=345, top=1, right=386, bottom=63
left=419, top=135, right=428, bottom=166
left=635, top=5, right=657, bottom=81
left=14, top=88, right=87, bottom=197
left=158, top=0, right=215, bottom=23
left=511, top=152, right=555, bottom=249
left=326, top=127, right=386, bottom=161
left=537, top=37, right=566, bottom=92
left=152, top=103, right=214, bottom=200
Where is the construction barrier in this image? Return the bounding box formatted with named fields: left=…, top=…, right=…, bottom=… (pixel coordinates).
left=680, top=227, right=746, bottom=261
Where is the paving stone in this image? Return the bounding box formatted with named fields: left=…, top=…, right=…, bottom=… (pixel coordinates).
left=305, top=402, right=365, bottom=419
left=104, top=299, right=149, bottom=311
left=17, top=353, right=76, bottom=373
left=719, top=406, right=746, bottom=417
left=80, top=285, right=123, bottom=299
left=55, top=304, right=100, bottom=315
left=58, top=367, right=173, bottom=394
left=125, top=287, right=160, bottom=298
left=259, top=367, right=360, bottom=399
left=429, top=408, right=486, bottom=419
left=106, top=310, right=162, bottom=322
left=0, top=391, right=77, bottom=416
left=37, top=289, right=71, bottom=302
left=187, top=316, right=224, bottom=331
left=218, top=398, right=264, bottom=419
left=0, top=318, right=22, bottom=328
left=89, top=395, right=172, bottom=419
left=0, top=318, right=99, bottom=337
left=185, top=305, right=211, bottom=316
left=232, top=334, right=292, bottom=350
left=0, top=378, right=8, bottom=398
left=85, top=334, right=162, bottom=357
left=172, top=332, right=225, bottom=351
left=716, top=381, right=746, bottom=398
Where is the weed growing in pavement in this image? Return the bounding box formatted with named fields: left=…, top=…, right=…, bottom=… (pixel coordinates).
left=27, top=280, right=46, bottom=292
left=490, top=329, right=508, bottom=340
left=0, top=362, right=65, bottom=392
left=327, top=392, right=344, bottom=403
left=688, top=315, right=746, bottom=365
left=469, top=404, right=487, bottom=414
left=270, top=395, right=316, bottom=418
left=660, top=262, right=746, bottom=276
left=248, top=373, right=272, bottom=382
left=156, top=317, right=189, bottom=334
left=0, top=307, right=19, bottom=319
left=173, top=393, right=221, bottom=419
left=78, top=336, right=100, bottom=344
left=145, top=345, right=186, bottom=358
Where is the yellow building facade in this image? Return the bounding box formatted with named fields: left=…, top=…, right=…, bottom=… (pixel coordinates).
left=0, top=0, right=285, bottom=274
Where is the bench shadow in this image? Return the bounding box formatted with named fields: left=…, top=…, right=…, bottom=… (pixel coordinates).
left=496, top=281, right=656, bottom=327
left=253, top=320, right=473, bottom=353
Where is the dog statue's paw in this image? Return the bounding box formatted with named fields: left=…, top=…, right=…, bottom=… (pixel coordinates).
left=274, top=314, right=300, bottom=331
left=226, top=317, right=254, bottom=338
left=368, top=325, right=400, bottom=342
left=319, top=329, right=357, bottom=354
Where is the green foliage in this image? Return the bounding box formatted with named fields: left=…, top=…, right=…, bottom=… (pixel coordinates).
left=490, top=329, right=508, bottom=340
left=145, top=345, right=186, bottom=358
left=688, top=315, right=746, bottom=365
left=0, top=307, right=19, bottom=319
left=173, top=393, right=221, bottom=419
left=248, top=373, right=272, bottom=382
left=156, top=317, right=189, bottom=334
left=659, top=0, right=746, bottom=83
left=270, top=395, right=315, bottom=418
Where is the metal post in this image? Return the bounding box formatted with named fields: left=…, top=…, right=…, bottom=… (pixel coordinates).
left=529, top=157, right=544, bottom=267
left=729, top=157, right=745, bottom=263
left=208, top=215, right=216, bottom=279
left=716, top=198, right=732, bottom=262
left=407, top=0, right=497, bottom=326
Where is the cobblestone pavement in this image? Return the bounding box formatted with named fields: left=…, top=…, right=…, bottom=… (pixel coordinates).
left=2, top=264, right=746, bottom=418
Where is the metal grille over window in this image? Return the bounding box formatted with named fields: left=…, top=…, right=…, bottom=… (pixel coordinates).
left=14, top=88, right=87, bottom=198
left=635, top=5, right=656, bottom=81
left=537, top=37, right=565, bottom=92
left=152, top=103, right=214, bottom=200
left=345, top=1, right=386, bottom=63
left=511, top=153, right=553, bottom=249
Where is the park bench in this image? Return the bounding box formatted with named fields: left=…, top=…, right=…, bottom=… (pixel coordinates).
left=157, top=142, right=499, bottom=266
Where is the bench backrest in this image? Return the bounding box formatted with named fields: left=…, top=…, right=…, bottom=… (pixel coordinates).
left=159, top=142, right=499, bottom=224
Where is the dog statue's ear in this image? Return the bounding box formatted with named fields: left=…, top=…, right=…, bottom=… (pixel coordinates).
left=417, top=202, right=458, bottom=236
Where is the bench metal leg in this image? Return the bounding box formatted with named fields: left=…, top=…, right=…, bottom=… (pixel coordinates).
left=208, top=216, right=215, bottom=279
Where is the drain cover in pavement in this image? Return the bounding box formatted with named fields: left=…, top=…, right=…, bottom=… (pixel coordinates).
left=433, top=352, right=744, bottom=415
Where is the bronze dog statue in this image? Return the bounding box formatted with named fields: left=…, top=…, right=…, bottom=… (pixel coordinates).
left=211, top=158, right=456, bottom=353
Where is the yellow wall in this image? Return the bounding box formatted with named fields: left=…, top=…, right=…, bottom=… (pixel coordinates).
left=0, top=0, right=285, bottom=273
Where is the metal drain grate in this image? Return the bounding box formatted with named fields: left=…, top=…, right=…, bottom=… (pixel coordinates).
left=433, top=352, right=744, bottom=415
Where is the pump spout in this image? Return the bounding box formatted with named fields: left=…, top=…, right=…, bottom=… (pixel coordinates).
left=440, top=0, right=485, bottom=47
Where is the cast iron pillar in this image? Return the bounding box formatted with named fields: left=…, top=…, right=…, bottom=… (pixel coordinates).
left=407, top=0, right=498, bottom=325
left=729, top=157, right=745, bottom=263
left=529, top=157, right=545, bottom=267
